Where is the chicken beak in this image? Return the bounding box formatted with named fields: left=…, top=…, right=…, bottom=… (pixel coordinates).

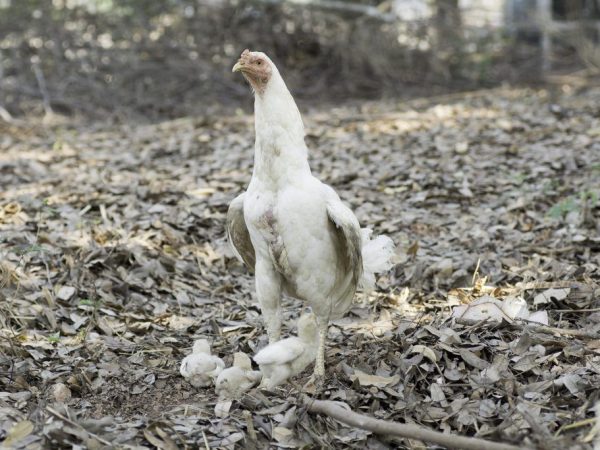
left=232, top=61, right=244, bottom=73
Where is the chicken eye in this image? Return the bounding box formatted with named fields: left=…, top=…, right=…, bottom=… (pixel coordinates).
left=257, top=60, right=262, bottom=65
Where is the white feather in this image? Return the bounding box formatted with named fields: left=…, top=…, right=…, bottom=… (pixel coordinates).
left=254, top=340, right=305, bottom=366
left=360, top=228, right=396, bottom=291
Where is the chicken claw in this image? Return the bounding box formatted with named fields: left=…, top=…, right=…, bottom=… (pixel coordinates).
left=302, top=373, right=324, bottom=395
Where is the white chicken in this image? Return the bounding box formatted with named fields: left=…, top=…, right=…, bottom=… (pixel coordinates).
left=254, top=312, right=319, bottom=389
left=214, top=352, right=262, bottom=400
left=179, top=339, right=225, bottom=387
left=228, top=49, right=394, bottom=381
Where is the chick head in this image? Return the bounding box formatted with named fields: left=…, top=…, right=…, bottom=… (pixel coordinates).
left=192, top=339, right=211, bottom=354
left=297, top=312, right=318, bottom=342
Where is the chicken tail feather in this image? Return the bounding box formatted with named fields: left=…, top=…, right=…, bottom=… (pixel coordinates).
left=359, top=228, right=395, bottom=291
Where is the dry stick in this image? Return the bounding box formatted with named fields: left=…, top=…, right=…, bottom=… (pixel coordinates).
left=455, top=318, right=600, bottom=340
left=243, top=410, right=257, bottom=441
left=302, top=396, right=527, bottom=450
left=201, top=431, right=210, bottom=450
left=46, top=406, right=113, bottom=446
left=553, top=307, right=600, bottom=313
left=515, top=281, right=587, bottom=291
left=512, top=321, right=600, bottom=340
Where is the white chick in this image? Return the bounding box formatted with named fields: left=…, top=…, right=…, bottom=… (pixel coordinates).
left=253, top=313, right=318, bottom=389
left=215, top=352, right=262, bottom=400
left=179, top=339, right=225, bottom=387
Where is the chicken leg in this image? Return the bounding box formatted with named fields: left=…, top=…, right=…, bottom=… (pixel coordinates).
left=314, top=317, right=329, bottom=379
left=301, top=318, right=329, bottom=392
left=255, top=259, right=282, bottom=343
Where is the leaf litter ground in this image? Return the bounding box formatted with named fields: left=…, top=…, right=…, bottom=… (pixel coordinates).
left=1, top=86, right=599, bottom=449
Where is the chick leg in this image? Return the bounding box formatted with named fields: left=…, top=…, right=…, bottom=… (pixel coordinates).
left=255, top=259, right=282, bottom=343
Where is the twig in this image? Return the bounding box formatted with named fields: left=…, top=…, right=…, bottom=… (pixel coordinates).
left=514, top=281, right=587, bottom=291
left=243, top=410, right=257, bottom=441
left=201, top=430, right=210, bottom=450
left=456, top=317, right=600, bottom=340
left=512, top=321, right=600, bottom=340
left=555, top=417, right=596, bottom=436
left=46, top=406, right=113, bottom=446
left=471, top=257, right=481, bottom=286
left=302, top=396, right=527, bottom=450
left=517, top=245, right=576, bottom=255
left=553, top=308, right=600, bottom=313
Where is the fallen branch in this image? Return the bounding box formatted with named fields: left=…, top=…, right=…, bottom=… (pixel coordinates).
left=512, top=322, right=600, bottom=340
left=553, top=307, right=600, bottom=313
left=455, top=317, right=600, bottom=340
left=46, top=407, right=113, bottom=446
left=302, top=396, right=527, bottom=450
left=514, top=281, right=589, bottom=291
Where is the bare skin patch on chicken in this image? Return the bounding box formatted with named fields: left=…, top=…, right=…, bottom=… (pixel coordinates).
left=232, top=49, right=272, bottom=95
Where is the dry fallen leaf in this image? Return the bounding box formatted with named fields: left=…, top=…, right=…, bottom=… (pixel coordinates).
left=351, top=369, right=400, bottom=388
left=2, top=420, right=34, bottom=447
left=409, top=345, right=438, bottom=363
left=215, top=400, right=233, bottom=418
left=533, top=288, right=570, bottom=305
left=56, top=286, right=76, bottom=301
left=452, top=295, right=549, bottom=326
left=52, top=383, right=72, bottom=403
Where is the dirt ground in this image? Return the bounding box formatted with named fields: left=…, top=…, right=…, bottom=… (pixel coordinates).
left=1, top=85, right=599, bottom=449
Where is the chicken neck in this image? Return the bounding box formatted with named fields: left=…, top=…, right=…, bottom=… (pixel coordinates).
left=251, top=74, right=311, bottom=188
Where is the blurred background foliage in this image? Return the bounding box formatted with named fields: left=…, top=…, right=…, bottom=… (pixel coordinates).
left=0, top=0, right=597, bottom=121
